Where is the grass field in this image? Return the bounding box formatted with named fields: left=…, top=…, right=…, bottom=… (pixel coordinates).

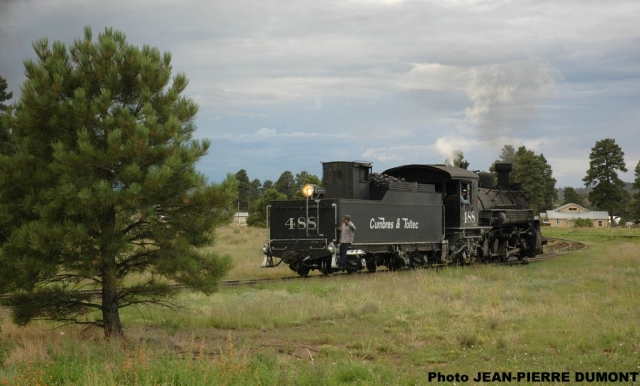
left=1, top=225, right=639, bottom=385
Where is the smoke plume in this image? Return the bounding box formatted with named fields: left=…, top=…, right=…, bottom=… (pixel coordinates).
left=443, top=149, right=463, bottom=167
left=465, top=59, right=558, bottom=141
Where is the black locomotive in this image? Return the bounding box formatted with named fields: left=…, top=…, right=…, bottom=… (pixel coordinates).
left=260, top=161, right=546, bottom=276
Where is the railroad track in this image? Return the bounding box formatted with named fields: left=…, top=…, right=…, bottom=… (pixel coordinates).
left=0, top=238, right=587, bottom=300
left=218, top=237, right=588, bottom=287
left=532, top=237, right=587, bottom=261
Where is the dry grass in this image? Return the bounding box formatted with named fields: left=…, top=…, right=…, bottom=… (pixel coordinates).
left=2, top=226, right=640, bottom=385
left=208, top=224, right=291, bottom=280
left=1, top=323, right=67, bottom=366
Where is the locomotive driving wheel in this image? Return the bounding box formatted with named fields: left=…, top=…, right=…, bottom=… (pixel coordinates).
left=492, top=238, right=500, bottom=261
left=493, top=239, right=507, bottom=262
left=482, top=238, right=490, bottom=262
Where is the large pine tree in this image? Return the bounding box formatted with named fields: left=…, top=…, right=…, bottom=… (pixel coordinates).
left=0, top=75, right=14, bottom=155
left=234, top=169, right=251, bottom=211
left=274, top=170, right=296, bottom=199
left=490, top=144, right=516, bottom=173
left=0, top=27, right=237, bottom=338
left=630, top=161, right=640, bottom=221
left=562, top=187, right=584, bottom=206
left=539, top=153, right=558, bottom=210
left=583, top=138, right=627, bottom=225
left=510, top=146, right=557, bottom=215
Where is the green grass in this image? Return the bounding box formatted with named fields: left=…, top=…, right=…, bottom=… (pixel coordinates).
left=2, top=226, right=640, bottom=385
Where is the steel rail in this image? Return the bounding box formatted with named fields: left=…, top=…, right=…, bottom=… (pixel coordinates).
left=0, top=238, right=587, bottom=299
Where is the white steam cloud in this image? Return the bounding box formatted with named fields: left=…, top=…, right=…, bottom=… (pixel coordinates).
left=435, top=137, right=472, bottom=166
left=465, top=59, right=558, bottom=140
left=443, top=149, right=464, bottom=167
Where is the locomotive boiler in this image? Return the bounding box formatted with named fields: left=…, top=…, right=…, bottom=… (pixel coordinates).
left=260, top=161, right=545, bottom=276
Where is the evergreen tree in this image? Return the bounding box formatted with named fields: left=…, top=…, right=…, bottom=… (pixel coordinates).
left=0, top=75, right=13, bottom=155
left=629, top=161, right=640, bottom=221
left=512, top=146, right=544, bottom=214
left=617, top=189, right=631, bottom=226
left=0, top=28, right=237, bottom=339
left=510, top=146, right=556, bottom=215
left=0, top=75, right=12, bottom=110
left=274, top=171, right=296, bottom=199
left=562, top=187, right=584, bottom=206
left=583, top=138, right=627, bottom=225
left=539, top=154, right=557, bottom=210
left=234, top=169, right=251, bottom=211
left=262, top=179, right=273, bottom=191
left=490, top=144, right=516, bottom=172
left=249, top=178, right=262, bottom=203
left=247, top=189, right=286, bottom=227
left=500, top=144, right=516, bottom=163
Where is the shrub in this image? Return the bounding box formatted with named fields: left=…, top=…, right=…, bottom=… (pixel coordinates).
left=573, top=218, right=593, bottom=227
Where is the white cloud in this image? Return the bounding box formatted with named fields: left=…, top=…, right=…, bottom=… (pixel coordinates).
left=465, top=59, right=558, bottom=138
left=254, top=128, right=277, bottom=138
left=2, top=0, right=640, bottom=187
left=546, top=155, right=590, bottom=187
left=362, top=145, right=433, bottom=163
left=217, top=128, right=349, bottom=144
left=312, top=98, right=323, bottom=110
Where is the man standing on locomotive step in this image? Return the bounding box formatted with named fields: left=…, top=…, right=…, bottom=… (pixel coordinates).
left=339, top=215, right=356, bottom=270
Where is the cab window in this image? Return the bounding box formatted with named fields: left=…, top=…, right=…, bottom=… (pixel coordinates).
left=461, top=182, right=471, bottom=201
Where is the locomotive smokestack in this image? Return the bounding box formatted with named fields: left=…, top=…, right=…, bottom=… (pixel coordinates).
left=494, top=162, right=512, bottom=188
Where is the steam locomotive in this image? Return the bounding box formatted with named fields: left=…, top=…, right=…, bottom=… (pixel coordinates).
left=260, top=161, right=546, bottom=276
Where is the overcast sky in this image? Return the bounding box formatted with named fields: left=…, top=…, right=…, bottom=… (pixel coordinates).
left=2, top=0, right=639, bottom=188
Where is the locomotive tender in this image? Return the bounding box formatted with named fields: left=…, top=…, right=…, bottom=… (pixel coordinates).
left=261, top=161, right=546, bottom=276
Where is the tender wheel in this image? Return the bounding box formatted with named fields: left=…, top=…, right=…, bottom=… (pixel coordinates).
left=366, top=260, right=377, bottom=273
left=386, top=255, right=403, bottom=271
left=297, top=265, right=310, bottom=277
left=384, top=256, right=394, bottom=271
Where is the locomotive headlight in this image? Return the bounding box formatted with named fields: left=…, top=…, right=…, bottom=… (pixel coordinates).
left=302, top=184, right=325, bottom=198
left=327, top=242, right=335, bottom=253
left=262, top=242, right=270, bottom=254
left=301, top=183, right=316, bottom=198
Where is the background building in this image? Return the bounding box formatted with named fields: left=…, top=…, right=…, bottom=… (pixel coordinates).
left=540, top=203, right=610, bottom=228
left=233, top=212, right=249, bottom=224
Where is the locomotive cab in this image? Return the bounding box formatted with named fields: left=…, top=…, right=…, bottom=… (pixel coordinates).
left=443, top=180, right=478, bottom=230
